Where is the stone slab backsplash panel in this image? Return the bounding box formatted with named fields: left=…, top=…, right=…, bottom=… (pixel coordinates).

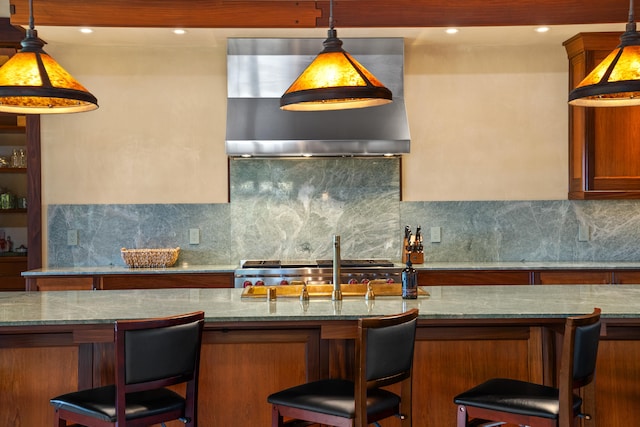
left=47, top=158, right=640, bottom=267
left=48, top=204, right=231, bottom=267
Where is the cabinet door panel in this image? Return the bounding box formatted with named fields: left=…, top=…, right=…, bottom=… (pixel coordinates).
left=613, top=271, right=640, bottom=284
left=593, top=107, right=640, bottom=186
left=34, top=277, right=94, bottom=291
left=100, top=273, right=233, bottom=289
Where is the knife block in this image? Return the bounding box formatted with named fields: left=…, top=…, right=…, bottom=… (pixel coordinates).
left=409, top=252, right=424, bottom=264
left=402, top=238, right=424, bottom=264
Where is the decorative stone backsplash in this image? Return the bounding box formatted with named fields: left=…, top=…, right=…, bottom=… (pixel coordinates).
left=48, top=158, right=640, bottom=267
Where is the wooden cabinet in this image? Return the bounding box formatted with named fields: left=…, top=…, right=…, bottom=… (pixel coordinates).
left=564, top=32, right=640, bottom=199
left=0, top=255, right=27, bottom=290
left=418, top=269, right=531, bottom=286
left=419, top=268, right=640, bottom=285
left=26, top=272, right=234, bottom=291
left=0, top=114, right=29, bottom=290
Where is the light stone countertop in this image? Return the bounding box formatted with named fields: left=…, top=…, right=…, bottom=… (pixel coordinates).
left=1, top=285, right=638, bottom=327
left=21, top=261, right=640, bottom=277
left=21, top=264, right=238, bottom=276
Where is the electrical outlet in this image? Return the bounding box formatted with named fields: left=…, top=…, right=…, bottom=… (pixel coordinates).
left=578, top=225, right=590, bottom=242
left=67, top=229, right=78, bottom=246
left=189, top=228, right=200, bottom=245
left=430, top=227, right=441, bottom=243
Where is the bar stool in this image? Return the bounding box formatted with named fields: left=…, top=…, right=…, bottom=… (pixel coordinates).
left=50, top=311, right=205, bottom=427
left=454, top=308, right=601, bottom=427
left=268, top=308, right=419, bottom=427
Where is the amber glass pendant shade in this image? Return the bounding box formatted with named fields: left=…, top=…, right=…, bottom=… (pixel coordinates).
left=569, top=0, right=640, bottom=107
left=281, top=31, right=392, bottom=111
left=0, top=0, right=98, bottom=114
left=280, top=3, right=393, bottom=114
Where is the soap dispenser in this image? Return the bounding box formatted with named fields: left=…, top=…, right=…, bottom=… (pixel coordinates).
left=402, top=259, right=418, bottom=299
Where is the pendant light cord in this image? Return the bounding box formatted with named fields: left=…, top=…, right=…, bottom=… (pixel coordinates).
left=627, top=0, right=637, bottom=32
left=28, top=0, right=34, bottom=31
left=329, top=0, right=334, bottom=30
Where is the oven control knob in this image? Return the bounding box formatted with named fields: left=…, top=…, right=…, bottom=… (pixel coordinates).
left=348, top=279, right=358, bottom=284
left=280, top=279, right=289, bottom=286
left=361, top=278, right=370, bottom=285
left=243, top=280, right=253, bottom=288
left=386, top=278, right=395, bottom=284
left=255, top=280, right=265, bottom=286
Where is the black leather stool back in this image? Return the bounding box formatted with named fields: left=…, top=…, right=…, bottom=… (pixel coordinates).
left=51, top=311, right=205, bottom=427
left=454, top=308, right=601, bottom=427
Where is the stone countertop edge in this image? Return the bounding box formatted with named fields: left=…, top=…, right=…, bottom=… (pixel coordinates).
left=406, top=261, right=640, bottom=270
left=0, top=285, right=637, bottom=327
left=22, top=261, right=640, bottom=277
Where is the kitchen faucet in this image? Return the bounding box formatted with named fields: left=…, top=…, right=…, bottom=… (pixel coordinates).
left=332, top=235, right=342, bottom=300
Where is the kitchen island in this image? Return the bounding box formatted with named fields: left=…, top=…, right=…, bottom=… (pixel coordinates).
left=1, top=285, right=639, bottom=426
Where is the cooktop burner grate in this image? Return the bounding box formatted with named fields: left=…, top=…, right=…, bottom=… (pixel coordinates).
left=241, top=260, right=281, bottom=268
left=315, top=259, right=395, bottom=268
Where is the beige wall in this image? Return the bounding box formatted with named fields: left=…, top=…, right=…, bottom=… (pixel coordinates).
left=41, top=43, right=229, bottom=205
left=403, top=43, right=568, bottom=201
left=41, top=37, right=570, bottom=205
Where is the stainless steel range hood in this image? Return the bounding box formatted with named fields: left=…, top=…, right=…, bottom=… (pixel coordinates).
left=225, top=38, right=410, bottom=157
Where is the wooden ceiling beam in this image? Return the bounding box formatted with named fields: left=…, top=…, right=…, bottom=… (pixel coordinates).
left=8, top=0, right=322, bottom=28
left=8, top=0, right=635, bottom=29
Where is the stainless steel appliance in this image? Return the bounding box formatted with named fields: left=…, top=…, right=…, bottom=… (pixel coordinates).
left=234, top=259, right=401, bottom=288
left=225, top=38, right=410, bottom=157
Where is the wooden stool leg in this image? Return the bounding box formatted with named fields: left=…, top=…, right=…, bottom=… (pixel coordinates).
left=457, top=405, right=468, bottom=427
left=54, top=409, right=66, bottom=427
left=272, top=405, right=284, bottom=427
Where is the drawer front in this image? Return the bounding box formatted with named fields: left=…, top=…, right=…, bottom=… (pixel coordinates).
left=418, top=270, right=531, bottom=286
left=536, top=271, right=611, bottom=285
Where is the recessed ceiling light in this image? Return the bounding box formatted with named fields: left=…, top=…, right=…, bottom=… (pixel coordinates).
left=535, top=26, right=550, bottom=33
left=445, top=28, right=459, bottom=35
left=173, top=29, right=187, bottom=35
left=79, top=28, right=93, bottom=34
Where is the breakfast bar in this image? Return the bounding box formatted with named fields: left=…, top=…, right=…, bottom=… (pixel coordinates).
left=1, top=284, right=639, bottom=426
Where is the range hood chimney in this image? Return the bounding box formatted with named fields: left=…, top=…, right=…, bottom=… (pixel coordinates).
left=225, top=38, right=410, bottom=157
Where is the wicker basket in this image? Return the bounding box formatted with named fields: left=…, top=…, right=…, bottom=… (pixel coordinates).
left=121, top=247, right=180, bottom=268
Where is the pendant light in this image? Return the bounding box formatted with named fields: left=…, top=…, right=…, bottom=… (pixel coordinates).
left=0, top=0, right=98, bottom=114
left=280, top=0, right=392, bottom=111
left=569, top=0, right=640, bottom=107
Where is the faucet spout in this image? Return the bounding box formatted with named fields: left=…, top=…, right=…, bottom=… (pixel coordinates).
left=332, top=235, right=342, bottom=301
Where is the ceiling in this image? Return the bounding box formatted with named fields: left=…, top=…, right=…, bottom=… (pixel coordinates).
left=0, top=0, right=631, bottom=47
left=32, top=24, right=624, bottom=49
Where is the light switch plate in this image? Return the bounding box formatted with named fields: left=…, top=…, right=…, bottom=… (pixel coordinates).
left=189, top=228, right=200, bottom=245
left=430, top=227, right=441, bottom=243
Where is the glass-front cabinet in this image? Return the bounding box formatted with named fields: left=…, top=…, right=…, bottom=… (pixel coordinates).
left=0, top=114, right=28, bottom=290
